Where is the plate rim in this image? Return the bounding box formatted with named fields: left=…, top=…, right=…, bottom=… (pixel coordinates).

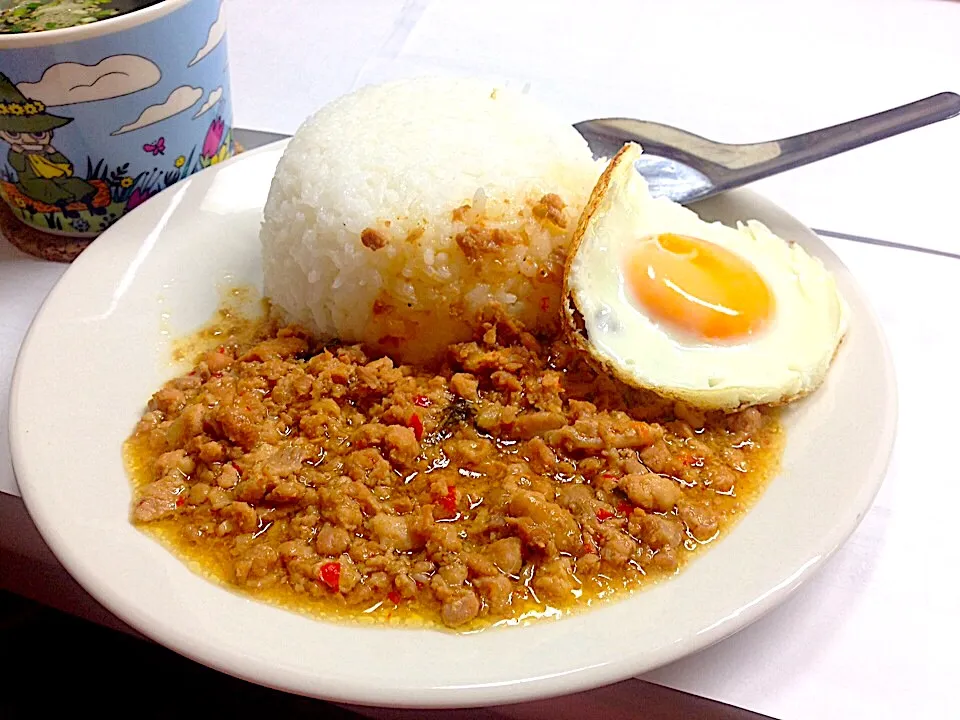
left=8, top=141, right=898, bottom=708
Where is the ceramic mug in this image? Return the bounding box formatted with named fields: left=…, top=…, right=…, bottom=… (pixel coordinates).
left=0, top=0, right=233, bottom=237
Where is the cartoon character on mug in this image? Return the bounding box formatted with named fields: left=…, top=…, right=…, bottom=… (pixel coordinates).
left=0, top=72, right=97, bottom=208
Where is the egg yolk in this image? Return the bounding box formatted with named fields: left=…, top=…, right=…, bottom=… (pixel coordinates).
left=626, top=233, right=774, bottom=341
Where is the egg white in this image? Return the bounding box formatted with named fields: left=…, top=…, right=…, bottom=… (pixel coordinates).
left=563, top=143, right=849, bottom=411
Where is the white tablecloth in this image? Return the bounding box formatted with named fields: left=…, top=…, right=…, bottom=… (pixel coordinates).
left=2, top=1, right=959, bottom=717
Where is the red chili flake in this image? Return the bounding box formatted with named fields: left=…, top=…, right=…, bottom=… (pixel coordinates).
left=679, top=453, right=704, bottom=468
left=595, top=507, right=615, bottom=522
left=318, top=562, right=341, bottom=591
left=387, top=591, right=401, bottom=605
left=413, top=395, right=432, bottom=408
left=175, top=497, right=185, bottom=508
left=583, top=537, right=598, bottom=555
left=408, top=412, right=424, bottom=441
left=438, top=486, right=457, bottom=513
left=217, top=346, right=225, bottom=354
left=616, top=501, right=633, bottom=516
left=415, top=580, right=424, bottom=590
left=539, top=297, right=550, bottom=312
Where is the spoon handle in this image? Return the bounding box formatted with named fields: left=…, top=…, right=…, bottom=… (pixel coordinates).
left=728, top=92, right=960, bottom=187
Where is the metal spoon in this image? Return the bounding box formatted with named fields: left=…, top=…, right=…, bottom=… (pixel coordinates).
left=574, top=92, right=960, bottom=204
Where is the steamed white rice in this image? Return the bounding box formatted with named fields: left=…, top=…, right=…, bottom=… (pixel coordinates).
left=261, top=76, right=602, bottom=362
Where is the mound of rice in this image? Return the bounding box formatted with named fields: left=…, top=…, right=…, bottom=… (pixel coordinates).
left=261, top=76, right=602, bottom=362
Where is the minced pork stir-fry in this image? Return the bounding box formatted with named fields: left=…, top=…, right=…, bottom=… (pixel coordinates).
left=126, top=308, right=781, bottom=630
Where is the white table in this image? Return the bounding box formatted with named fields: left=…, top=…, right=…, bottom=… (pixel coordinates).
left=3, top=1, right=959, bottom=717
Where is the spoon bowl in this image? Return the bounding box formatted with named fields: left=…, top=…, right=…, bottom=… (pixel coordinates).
left=575, top=92, right=960, bottom=204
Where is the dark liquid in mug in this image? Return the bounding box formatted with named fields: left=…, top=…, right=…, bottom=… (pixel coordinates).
left=1, top=0, right=165, bottom=33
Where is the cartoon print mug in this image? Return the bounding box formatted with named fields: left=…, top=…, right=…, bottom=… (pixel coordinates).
left=0, top=0, right=233, bottom=237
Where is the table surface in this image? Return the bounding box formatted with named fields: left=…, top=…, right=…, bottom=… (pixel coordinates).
left=2, top=1, right=959, bottom=718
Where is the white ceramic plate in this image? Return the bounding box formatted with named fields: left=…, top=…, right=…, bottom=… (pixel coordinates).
left=10, top=142, right=896, bottom=709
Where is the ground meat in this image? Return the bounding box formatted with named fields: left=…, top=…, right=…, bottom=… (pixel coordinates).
left=369, top=514, right=420, bottom=552
left=631, top=511, right=684, bottom=551
left=241, top=336, right=308, bottom=362
left=525, top=436, right=564, bottom=475
left=344, top=448, right=393, bottom=486
left=599, top=528, right=637, bottom=567
left=508, top=489, right=581, bottom=555
left=474, top=575, right=513, bottom=613
left=531, top=193, right=568, bottom=229
left=440, top=588, right=481, bottom=627
left=198, top=441, right=225, bottom=465
left=640, top=439, right=681, bottom=476
left=703, top=463, right=737, bottom=492
left=323, top=491, right=363, bottom=531
left=133, top=476, right=184, bottom=522
left=444, top=438, right=491, bottom=468
left=679, top=501, right=720, bottom=542
left=128, top=311, right=780, bottom=630
left=315, top=523, right=351, bottom=556
left=152, top=387, right=185, bottom=415
left=360, top=228, right=387, bottom=250
left=263, top=446, right=303, bottom=478
left=165, top=403, right=205, bottom=447
left=485, top=537, right=523, bottom=575
left=455, top=226, right=519, bottom=260
left=464, top=552, right=498, bottom=577
left=620, top=473, right=681, bottom=513
left=221, top=501, right=259, bottom=533
left=155, top=449, right=194, bottom=477
left=449, top=373, right=479, bottom=401
left=204, top=349, right=233, bottom=374
left=439, top=561, right=468, bottom=586
left=383, top=426, right=420, bottom=465
left=235, top=544, right=279, bottom=585
left=727, top=406, right=764, bottom=434
left=532, top=558, right=577, bottom=602
left=543, top=424, right=604, bottom=453
left=514, top=411, right=566, bottom=439
left=216, top=463, right=239, bottom=489
left=556, top=482, right=596, bottom=515
left=217, top=404, right=261, bottom=451
left=267, top=480, right=304, bottom=503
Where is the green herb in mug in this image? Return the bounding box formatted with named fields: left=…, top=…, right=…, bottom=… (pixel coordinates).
left=0, top=0, right=163, bottom=33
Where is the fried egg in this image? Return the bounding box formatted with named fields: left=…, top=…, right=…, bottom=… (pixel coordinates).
left=562, top=143, right=848, bottom=411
